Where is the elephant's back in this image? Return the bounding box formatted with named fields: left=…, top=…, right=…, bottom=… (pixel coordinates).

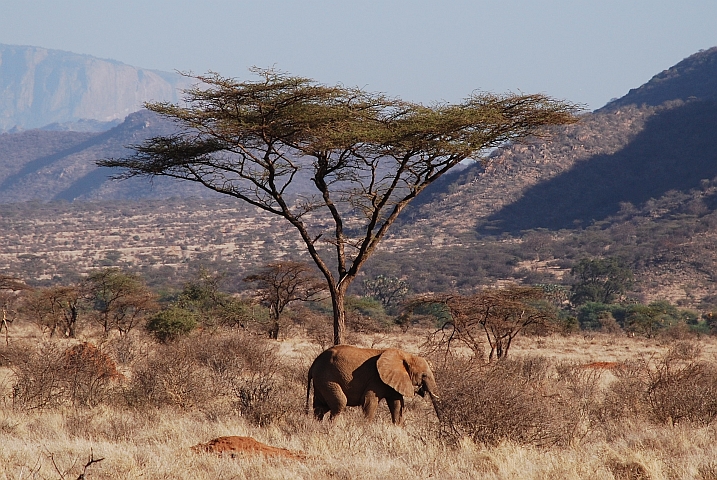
left=310, top=345, right=382, bottom=384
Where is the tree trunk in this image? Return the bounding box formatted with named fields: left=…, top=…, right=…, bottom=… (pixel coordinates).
left=67, top=305, right=78, bottom=338
left=332, top=287, right=347, bottom=345
left=269, top=320, right=280, bottom=340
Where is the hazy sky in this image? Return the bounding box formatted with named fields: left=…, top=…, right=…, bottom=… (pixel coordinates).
left=1, top=0, right=716, bottom=110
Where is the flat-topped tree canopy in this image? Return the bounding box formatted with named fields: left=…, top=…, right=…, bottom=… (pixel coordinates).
left=99, top=68, right=579, bottom=345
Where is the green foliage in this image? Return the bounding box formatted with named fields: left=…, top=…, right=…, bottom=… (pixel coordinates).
left=554, top=310, right=580, bottom=333
left=85, top=267, right=158, bottom=335
left=623, top=301, right=689, bottom=337
left=577, top=299, right=700, bottom=335
left=570, top=257, right=633, bottom=305
left=175, top=268, right=263, bottom=328
left=146, top=306, right=197, bottom=342
left=361, top=275, right=410, bottom=313
left=403, top=301, right=452, bottom=328
left=310, top=295, right=391, bottom=332
left=577, top=302, right=626, bottom=330
left=344, top=295, right=387, bottom=319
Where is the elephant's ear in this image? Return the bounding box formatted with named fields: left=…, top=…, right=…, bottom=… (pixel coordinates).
left=377, top=349, right=414, bottom=398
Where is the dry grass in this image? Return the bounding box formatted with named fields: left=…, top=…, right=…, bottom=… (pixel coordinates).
left=3, top=326, right=717, bottom=479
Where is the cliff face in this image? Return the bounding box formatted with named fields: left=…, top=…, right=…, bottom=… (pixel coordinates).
left=0, top=44, right=192, bottom=132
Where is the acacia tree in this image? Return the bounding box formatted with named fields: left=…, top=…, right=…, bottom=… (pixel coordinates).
left=416, top=285, right=557, bottom=361
left=21, top=285, right=83, bottom=337
left=85, top=268, right=158, bottom=335
left=244, top=261, right=327, bottom=339
left=99, top=69, right=578, bottom=345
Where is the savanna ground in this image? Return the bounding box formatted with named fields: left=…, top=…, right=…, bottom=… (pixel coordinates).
left=3, top=321, right=717, bottom=480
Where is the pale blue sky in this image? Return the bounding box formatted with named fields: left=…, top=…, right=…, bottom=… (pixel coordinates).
left=1, top=0, right=716, bottom=110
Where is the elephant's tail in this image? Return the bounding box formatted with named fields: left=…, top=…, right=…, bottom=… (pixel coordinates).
left=305, top=366, right=313, bottom=415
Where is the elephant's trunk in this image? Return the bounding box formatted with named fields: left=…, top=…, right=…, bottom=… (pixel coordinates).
left=420, top=375, right=443, bottom=422
left=428, top=390, right=443, bottom=422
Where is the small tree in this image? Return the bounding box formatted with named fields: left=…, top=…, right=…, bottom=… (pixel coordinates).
left=85, top=268, right=158, bottom=335
left=418, top=284, right=556, bottom=361
left=624, top=301, right=682, bottom=338
left=175, top=268, right=260, bottom=328
left=21, top=285, right=83, bottom=337
left=146, top=306, right=198, bottom=343
left=570, top=257, right=633, bottom=305
left=244, top=261, right=326, bottom=339
left=100, top=69, right=578, bottom=344
left=0, top=275, right=29, bottom=343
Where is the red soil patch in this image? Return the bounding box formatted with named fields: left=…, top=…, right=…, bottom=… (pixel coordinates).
left=580, top=361, right=623, bottom=370
left=191, top=436, right=305, bottom=460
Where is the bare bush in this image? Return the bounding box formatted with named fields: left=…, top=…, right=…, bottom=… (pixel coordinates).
left=598, top=341, right=717, bottom=427
left=10, top=342, right=66, bottom=409
left=103, top=335, right=140, bottom=365
left=598, top=361, right=648, bottom=423
left=61, top=342, right=123, bottom=406
left=643, top=342, right=717, bottom=426
left=124, top=330, right=302, bottom=425
left=608, top=460, right=650, bottom=480
left=124, top=339, right=221, bottom=409
left=302, top=310, right=335, bottom=349
left=11, top=342, right=122, bottom=409
left=434, top=356, right=584, bottom=446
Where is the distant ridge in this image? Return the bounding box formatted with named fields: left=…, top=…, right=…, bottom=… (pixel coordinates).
left=0, top=44, right=192, bottom=132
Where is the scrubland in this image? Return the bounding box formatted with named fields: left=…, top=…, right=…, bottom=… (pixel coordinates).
left=2, top=323, right=717, bottom=480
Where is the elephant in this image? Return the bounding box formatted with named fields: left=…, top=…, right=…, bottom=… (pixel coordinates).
left=306, top=345, right=441, bottom=425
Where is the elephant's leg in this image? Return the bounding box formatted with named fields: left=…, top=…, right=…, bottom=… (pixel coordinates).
left=324, top=382, right=347, bottom=420
left=362, top=391, right=379, bottom=420
left=387, top=397, right=405, bottom=425
left=312, top=390, right=331, bottom=420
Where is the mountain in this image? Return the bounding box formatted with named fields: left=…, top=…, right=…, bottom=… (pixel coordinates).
left=0, top=44, right=192, bottom=132
left=2, top=45, right=717, bottom=214
left=407, top=47, right=717, bottom=236
left=0, top=109, right=219, bottom=202
left=608, top=47, right=717, bottom=108
left=0, top=108, right=322, bottom=202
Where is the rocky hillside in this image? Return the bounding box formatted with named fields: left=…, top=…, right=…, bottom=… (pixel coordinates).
left=408, top=47, right=717, bottom=237
left=0, top=44, right=192, bottom=132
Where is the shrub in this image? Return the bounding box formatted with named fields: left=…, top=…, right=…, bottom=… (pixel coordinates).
left=11, top=341, right=122, bottom=409
left=124, top=330, right=302, bottom=424
left=643, top=342, right=717, bottom=426
left=598, top=311, right=623, bottom=334
left=577, top=302, right=624, bottom=330
left=434, top=356, right=584, bottom=446
left=10, top=342, right=66, bottom=409
left=599, top=342, right=717, bottom=427
left=146, top=306, right=197, bottom=342
left=61, top=342, right=124, bottom=406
